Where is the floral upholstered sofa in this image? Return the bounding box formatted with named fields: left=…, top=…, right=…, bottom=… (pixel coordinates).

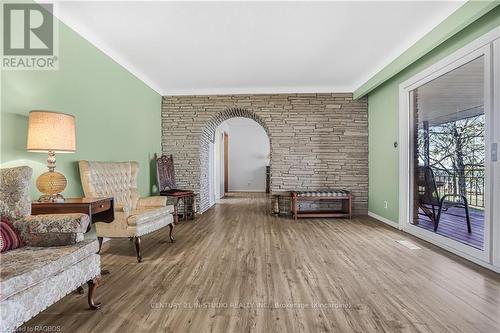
left=0, top=166, right=102, bottom=332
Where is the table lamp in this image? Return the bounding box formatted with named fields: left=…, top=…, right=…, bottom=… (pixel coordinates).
left=26, top=111, right=76, bottom=202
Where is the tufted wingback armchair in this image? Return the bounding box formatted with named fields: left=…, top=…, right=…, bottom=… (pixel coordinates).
left=78, top=161, right=175, bottom=262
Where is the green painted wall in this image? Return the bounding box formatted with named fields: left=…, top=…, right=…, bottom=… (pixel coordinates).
left=368, top=6, right=500, bottom=223
left=1, top=8, right=162, bottom=199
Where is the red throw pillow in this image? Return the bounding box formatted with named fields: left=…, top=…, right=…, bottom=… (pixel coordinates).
left=0, top=216, right=23, bottom=252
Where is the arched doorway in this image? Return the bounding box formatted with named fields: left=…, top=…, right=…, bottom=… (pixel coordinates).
left=199, top=108, right=271, bottom=212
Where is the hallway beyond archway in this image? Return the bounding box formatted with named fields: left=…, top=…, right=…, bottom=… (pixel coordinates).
left=199, top=108, right=271, bottom=213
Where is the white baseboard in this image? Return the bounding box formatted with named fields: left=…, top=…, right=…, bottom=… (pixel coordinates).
left=368, top=211, right=401, bottom=229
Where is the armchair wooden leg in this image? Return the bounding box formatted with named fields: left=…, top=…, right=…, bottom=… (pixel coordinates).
left=169, top=223, right=175, bottom=242
left=134, top=236, right=142, bottom=263
left=97, top=237, right=103, bottom=254
left=87, top=277, right=101, bottom=310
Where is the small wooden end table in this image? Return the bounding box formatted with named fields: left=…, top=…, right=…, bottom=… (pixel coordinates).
left=31, top=197, right=115, bottom=233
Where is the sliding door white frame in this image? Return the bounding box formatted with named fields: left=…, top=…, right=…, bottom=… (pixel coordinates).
left=398, top=27, right=500, bottom=271
left=493, top=37, right=500, bottom=268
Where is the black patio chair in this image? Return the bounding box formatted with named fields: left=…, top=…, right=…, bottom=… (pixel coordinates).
left=416, top=166, right=471, bottom=233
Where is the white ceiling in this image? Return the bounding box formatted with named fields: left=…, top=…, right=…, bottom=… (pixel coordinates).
left=418, top=56, right=484, bottom=126
left=54, top=1, right=465, bottom=95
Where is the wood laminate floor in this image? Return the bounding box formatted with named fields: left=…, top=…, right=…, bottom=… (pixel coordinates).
left=24, top=193, right=500, bottom=332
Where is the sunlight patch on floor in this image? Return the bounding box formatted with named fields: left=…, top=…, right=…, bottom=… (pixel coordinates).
left=396, top=240, right=421, bottom=250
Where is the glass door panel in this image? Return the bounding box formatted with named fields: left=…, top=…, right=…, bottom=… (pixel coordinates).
left=409, top=56, right=486, bottom=251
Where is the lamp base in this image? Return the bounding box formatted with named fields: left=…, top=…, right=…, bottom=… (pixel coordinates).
left=38, top=193, right=65, bottom=203
left=36, top=170, right=67, bottom=202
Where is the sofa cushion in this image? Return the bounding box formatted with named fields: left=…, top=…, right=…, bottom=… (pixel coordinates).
left=0, top=254, right=101, bottom=333
left=0, top=166, right=32, bottom=219
left=127, top=206, right=174, bottom=226
left=15, top=232, right=85, bottom=247
left=0, top=239, right=99, bottom=301
left=12, top=213, right=90, bottom=247
left=14, top=213, right=90, bottom=234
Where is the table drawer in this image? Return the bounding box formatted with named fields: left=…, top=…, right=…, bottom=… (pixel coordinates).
left=91, top=200, right=112, bottom=214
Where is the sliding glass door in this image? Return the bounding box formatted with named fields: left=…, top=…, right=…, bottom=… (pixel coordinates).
left=400, top=30, right=500, bottom=266
left=410, top=55, right=487, bottom=253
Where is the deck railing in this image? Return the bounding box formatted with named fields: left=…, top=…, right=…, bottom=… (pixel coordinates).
left=433, top=168, right=485, bottom=208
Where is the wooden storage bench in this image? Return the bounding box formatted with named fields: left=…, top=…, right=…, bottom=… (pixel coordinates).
left=291, top=190, right=352, bottom=219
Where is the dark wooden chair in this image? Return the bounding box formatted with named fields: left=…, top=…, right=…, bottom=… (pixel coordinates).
left=156, top=154, right=196, bottom=223
left=416, top=166, right=471, bottom=233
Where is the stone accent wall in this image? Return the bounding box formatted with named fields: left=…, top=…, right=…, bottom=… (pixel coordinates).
left=161, top=93, right=368, bottom=215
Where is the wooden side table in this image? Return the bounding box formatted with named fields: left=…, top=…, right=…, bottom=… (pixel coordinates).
left=159, top=191, right=196, bottom=223
left=31, top=197, right=115, bottom=232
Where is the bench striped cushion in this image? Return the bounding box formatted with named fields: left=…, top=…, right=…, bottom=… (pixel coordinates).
left=295, top=190, right=350, bottom=197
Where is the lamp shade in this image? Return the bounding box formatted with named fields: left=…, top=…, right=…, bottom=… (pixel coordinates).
left=27, top=111, right=76, bottom=153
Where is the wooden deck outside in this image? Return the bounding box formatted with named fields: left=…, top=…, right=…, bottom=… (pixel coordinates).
left=417, top=206, right=484, bottom=250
